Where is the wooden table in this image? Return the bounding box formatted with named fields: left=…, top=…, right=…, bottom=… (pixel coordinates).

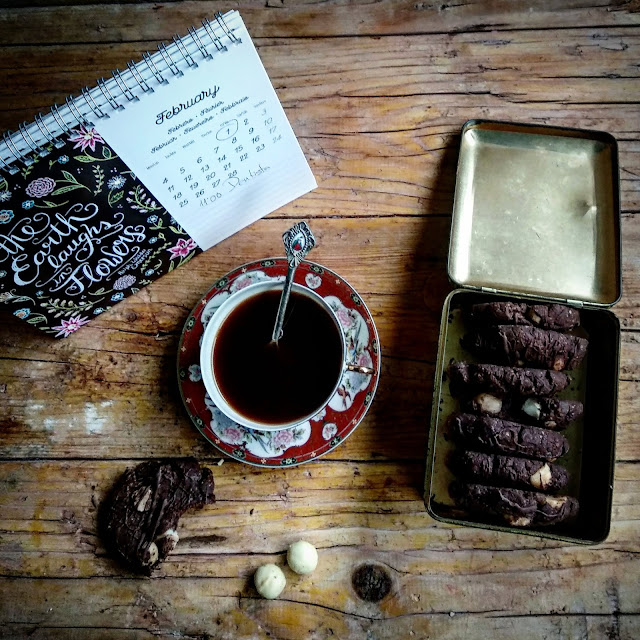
left=1, top=2, right=639, bottom=638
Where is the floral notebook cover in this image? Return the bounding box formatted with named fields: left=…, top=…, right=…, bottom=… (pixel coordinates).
left=0, top=126, right=200, bottom=337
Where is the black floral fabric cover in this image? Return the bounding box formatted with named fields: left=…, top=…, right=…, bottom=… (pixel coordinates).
left=0, top=125, right=201, bottom=337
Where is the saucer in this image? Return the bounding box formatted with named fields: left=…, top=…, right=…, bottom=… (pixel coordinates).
left=177, top=258, right=381, bottom=467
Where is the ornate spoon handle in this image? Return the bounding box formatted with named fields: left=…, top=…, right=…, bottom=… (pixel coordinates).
left=271, top=221, right=316, bottom=342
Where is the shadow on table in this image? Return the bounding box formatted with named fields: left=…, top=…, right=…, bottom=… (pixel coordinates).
left=363, top=133, right=460, bottom=491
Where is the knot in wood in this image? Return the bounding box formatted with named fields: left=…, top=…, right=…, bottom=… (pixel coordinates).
left=351, top=563, right=392, bottom=602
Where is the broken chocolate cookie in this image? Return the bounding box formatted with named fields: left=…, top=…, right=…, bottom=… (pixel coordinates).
left=450, top=450, right=569, bottom=492
left=450, top=482, right=579, bottom=527
left=449, top=413, right=570, bottom=460
left=470, top=302, right=580, bottom=331
left=463, top=325, right=588, bottom=370
left=449, top=362, right=570, bottom=397
left=101, top=458, right=215, bottom=574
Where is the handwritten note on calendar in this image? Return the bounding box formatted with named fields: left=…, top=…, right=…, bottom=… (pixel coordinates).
left=95, top=13, right=316, bottom=251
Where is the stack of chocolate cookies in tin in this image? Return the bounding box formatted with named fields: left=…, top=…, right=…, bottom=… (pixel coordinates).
left=446, top=301, right=588, bottom=529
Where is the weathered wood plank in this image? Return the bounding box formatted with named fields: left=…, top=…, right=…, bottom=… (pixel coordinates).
left=0, top=215, right=452, bottom=353
left=1, top=343, right=637, bottom=462
left=0, top=460, right=638, bottom=574
left=2, top=616, right=640, bottom=640
left=0, top=327, right=637, bottom=462
left=2, top=612, right=638, bottom=640
left=1, top=0, right=639, bottom=44
left=0, top=551, right=638, bottom=633
left=1, top=213, right=639, bottom=351
left=3, top=29, right=639, bottom=94
left=0, top=353, right=432, bottom=460
left=0, top=34, right=638, bottom=214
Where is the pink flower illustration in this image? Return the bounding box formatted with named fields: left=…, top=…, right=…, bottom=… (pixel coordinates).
left=234, top=275, right=253, bottom=291
left=68, top=125, right=104, bottom=152
left=167, top=238, right=197, bottom=260
left=25, top=177, right=56, bottom=198
left=221, top=426, right=245, bottom=445
left=272, top=429, right=294, bottom=450
left=357, top=352, right=372, bottom=368
left=52, top=314, right=90, bottom=338
left=305, top=273, right=322, bottom=289
left=336, top=308, right=353, bottom=329
left=322, top=423, right=338, bottom=441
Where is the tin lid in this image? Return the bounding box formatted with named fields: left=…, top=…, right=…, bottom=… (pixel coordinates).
left=448, top=120, right=621, bottom=307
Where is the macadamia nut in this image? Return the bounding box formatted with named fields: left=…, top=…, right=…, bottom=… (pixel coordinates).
left=473, top=393, right=503, bottom=415
left=254, top=564, right=286, bottom=599
left=287, top=540, right=318, bottom=575
left=522, top=398, right=542, bottom=419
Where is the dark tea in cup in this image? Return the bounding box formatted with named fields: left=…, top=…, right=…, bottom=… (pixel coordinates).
left=211, top=286, right=344, bottom=427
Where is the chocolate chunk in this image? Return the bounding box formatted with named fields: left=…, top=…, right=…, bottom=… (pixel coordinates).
left=450, top=450, right=569, bottom=492
left=101, top=459, right=215, bottom=574
left=450, top=482, right=579, bottom=527
left=449, top=362, right=570, bottom=397
left=470, top=302, right=580, bottom=331
left=449, top=413, right=570, bottom=460
left=463, top=325, right=588, bottom=370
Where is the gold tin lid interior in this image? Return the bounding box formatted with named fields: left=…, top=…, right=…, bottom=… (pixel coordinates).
left=448, top=121, right=621, bottom=306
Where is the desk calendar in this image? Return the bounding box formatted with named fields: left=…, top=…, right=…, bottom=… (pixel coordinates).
left=0, top=11, right=316, bottom=336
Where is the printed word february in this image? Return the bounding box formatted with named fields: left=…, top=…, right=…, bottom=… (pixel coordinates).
left=156, top=86, right=220, bottom=126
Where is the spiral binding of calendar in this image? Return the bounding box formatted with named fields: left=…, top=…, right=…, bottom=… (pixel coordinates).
left=0, top=11, right=241, bottom=174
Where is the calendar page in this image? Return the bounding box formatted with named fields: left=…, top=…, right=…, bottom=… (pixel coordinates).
left=94, top=14, right=316, bottom=251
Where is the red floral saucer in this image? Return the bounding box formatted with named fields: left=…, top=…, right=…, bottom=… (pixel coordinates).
left=177, top=258, right=380, bottom=467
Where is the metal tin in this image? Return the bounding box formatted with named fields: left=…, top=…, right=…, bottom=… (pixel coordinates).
left=448, top=120, right=621, bottom=307
left=425, top=120, right=622, bottom=543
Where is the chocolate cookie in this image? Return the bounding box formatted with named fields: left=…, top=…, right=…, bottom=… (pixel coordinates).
left=451, top=482, right=579, bottom=528
left=463, top=394, right=583, bottom=430
left=520, top=397, right=584, bottom=429
left=449, top=362, right=570, bottom=397
left=101, top=459, right=215, bottom=574
left=450, top=450, right=569, bottom=492
left=469, top=302, right=580, bottom=331
left=448, top=413, right=570, bottom=460
left=462, top=325, right=588, bottom=371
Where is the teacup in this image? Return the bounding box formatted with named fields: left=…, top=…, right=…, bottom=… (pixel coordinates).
left=200, top=280, right=372, bottom=431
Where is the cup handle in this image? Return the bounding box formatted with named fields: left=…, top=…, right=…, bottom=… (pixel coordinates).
left=346, top=363, right=375, bottom=375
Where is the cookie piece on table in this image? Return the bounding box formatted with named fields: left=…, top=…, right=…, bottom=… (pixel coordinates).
left=450, top=450, right=570, bottom=492
left=101, top=458, right=215, bottom=574
left=448, top=413, right=570, bottom=460
left=469, top=302, right=580, bottom=331
left=448, top=362, right=570, bottom=398
left=462, top=325, right=588, bottom=371
left=450, top=482, right=579, bottom=528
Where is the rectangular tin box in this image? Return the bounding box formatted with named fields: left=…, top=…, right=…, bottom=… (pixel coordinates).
left=425, top=120, right=621, bottom=544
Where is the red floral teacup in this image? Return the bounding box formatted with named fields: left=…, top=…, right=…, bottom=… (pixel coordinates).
left=200, top=280, right=371, bottom=431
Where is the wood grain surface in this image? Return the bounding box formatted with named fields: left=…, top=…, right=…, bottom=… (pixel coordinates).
left=0, top=1, right=639, bottom=638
